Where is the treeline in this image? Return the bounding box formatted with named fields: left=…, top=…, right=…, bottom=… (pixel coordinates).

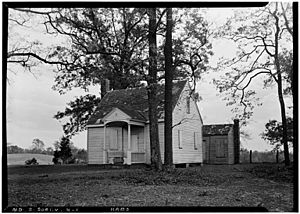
left=240, top=149, right=293, bottom=163
left=7, top=145, right=54, bottom=155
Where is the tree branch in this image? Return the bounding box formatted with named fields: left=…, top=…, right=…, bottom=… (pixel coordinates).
left=280, top=2, right=293, bottom=37
left=8, top=52, right=69, bottom=66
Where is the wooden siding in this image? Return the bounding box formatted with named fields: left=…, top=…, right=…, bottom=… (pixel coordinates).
left=172, top=82, right=203, bottom=164
left=87, top=127, right=104, bottom=164
left=158, top=122, right=165, bottom=164
left=131, top=126, right=145, bottom=152
left=144, top=125, right=151, bottom=164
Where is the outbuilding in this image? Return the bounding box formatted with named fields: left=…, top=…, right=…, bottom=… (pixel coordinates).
left=202, top=120, right=240, bottom=164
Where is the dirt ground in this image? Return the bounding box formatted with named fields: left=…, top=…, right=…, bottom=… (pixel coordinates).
left=5, top=163, right=295, bottom=211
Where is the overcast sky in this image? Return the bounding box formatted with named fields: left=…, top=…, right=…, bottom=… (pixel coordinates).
left=6, top=7, right=293, bottom=151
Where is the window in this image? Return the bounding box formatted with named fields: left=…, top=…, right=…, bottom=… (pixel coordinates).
left=186, top=97, right=190, bottom=114
left=194, top=132, right=200, bottom=150
left=178, top=130, right=182, bottom=149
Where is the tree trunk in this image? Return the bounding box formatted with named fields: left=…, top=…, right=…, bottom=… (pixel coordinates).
left=148, top=8, right=162, bottom=171
left=164, top=8, right=173, bottom=168
left=273, top=6, right=290, bottom=166
left=277, top=71, right=290, bottom=166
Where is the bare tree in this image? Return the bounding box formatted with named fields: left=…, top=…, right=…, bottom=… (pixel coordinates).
left=214, top=2, right=293, bottom=165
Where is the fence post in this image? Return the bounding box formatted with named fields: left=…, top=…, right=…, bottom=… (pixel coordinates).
left=250, top=150, right=252, bottom=164
left=276, top=150, right=279, bottom=163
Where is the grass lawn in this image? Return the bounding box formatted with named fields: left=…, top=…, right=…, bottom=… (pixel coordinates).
left=7, top=154, right=53, bottom=165
left=6, top=163, right=294, bottom=211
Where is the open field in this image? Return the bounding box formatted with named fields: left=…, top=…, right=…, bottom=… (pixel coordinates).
left=7, top=154, right=53, bottom=165
left=6, top=163, right=294, bottom=211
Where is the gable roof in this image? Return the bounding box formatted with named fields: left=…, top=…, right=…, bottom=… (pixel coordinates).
left=203, top=124, right=233, bottom=136
left=87, top=80, right=187, bottom=125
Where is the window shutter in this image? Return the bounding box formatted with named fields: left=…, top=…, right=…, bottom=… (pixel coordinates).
left=178, top=130, right=182, bottom=149
left=194, top=132, right=197, bottom=150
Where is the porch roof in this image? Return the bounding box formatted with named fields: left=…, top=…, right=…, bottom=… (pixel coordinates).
left=87, top=80, right=187, bottom=125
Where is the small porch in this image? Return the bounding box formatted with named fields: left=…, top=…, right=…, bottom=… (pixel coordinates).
left=103, top=120, right=146, bottom=165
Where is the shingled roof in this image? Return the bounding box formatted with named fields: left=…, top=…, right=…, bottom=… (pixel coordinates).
left=87, top=80, right=187, bottom=125
left=203, top=124, right=233, bottom=136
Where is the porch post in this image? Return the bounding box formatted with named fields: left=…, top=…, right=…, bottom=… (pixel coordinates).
left=127, top=123, right=131, bottom=165
left=128, top=123, right=131, bottom=150
left=103, top=125, right=106, bottom=164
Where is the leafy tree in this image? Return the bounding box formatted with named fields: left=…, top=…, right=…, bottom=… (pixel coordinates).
left=31, top=138, right=45, bottom=153
left=46, top=147, right=54, bottom=155
left=279, top=50, right=293, bottom=96
left=8, top=7, right=213, bottom=169
left=8, top=8, right=212, bottom=138
left=52, top=136, right=72, bottom=164
left=261, top=117, right=293, bottom=150
left=7, top=145, right=24, bottom=154
left=8, top=8, right=149, bottom=136
left=213, top=2, right=293, bottom=165
left=54, top=94, right=100, bottom=137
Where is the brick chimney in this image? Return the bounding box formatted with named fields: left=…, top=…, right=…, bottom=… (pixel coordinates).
left=233, top=119, right=240, bottom=164
left=100, top=79, right=110, bottom=98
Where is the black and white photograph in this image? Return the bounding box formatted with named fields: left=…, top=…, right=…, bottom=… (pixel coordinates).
left=3, top=2, right=296, bottom=212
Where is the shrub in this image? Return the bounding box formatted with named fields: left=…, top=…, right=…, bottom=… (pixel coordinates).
left=25, top=158, right=38, bottom=165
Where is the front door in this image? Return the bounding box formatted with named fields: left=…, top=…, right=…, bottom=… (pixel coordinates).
left=211, top=137, right=228, bottom=164
left=108, top=128, right=119, bottom=150
left=106, top=127, right=123, bottom=164
left=131, top=135, right=138, bottom=152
